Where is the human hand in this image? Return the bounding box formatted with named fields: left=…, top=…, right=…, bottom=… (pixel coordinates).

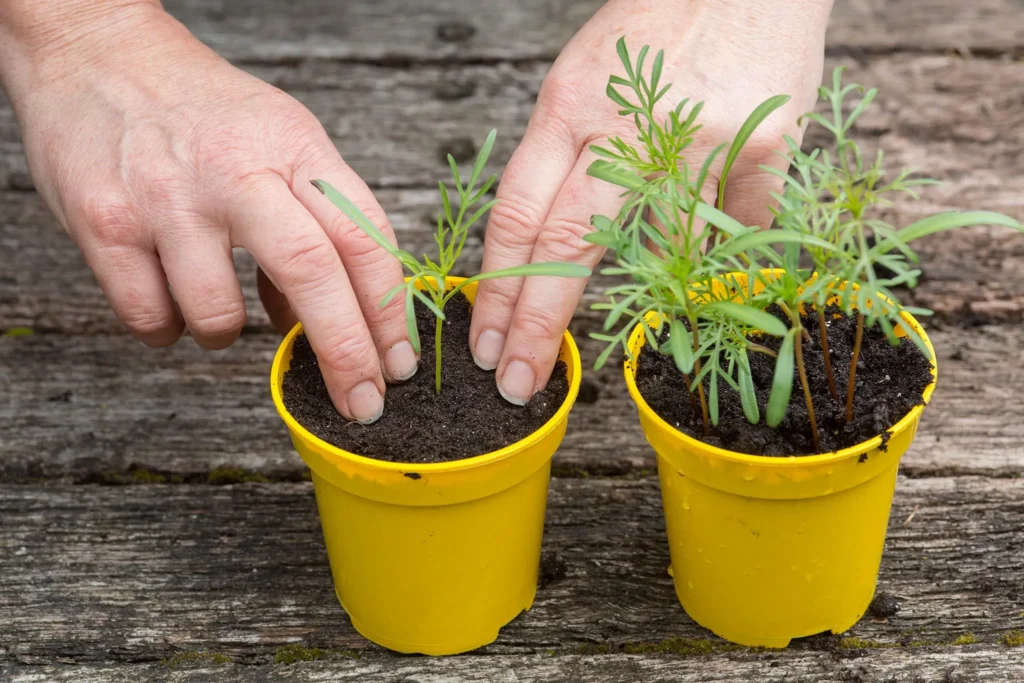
left=0, top=0, right=415, bottom=423
left=469, top=0, right=834, bottom=404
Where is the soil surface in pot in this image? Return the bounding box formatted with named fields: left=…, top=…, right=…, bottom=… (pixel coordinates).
left=282, top=292, right=569, bottom=463
left=635, top=305, right=934, bottom=457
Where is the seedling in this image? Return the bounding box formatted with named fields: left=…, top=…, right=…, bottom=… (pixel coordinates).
left=584, top=37, right=835, bottom=435
left=587, top=39, right=1023, bottom=450
left=312, top=130, right=590, bottom=394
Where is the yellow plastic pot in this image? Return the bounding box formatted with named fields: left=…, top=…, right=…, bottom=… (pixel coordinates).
left=270, top=277, right=581, bottom=655
left=624, top=272, right=937, bottom=648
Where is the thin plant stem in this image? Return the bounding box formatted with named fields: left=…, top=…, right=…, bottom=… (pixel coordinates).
left=778, top=302, right=812, bottom=342
left=792, top=321, right=821, bottom=452
left=690, top=323, right=711, bottom=437
left=747, top=343, right=778, bottom=358
left=817, top=307, right=840, bottom=403
left=845, top=313, right=865, bottom=422
left=685, top=373, right=702, bottom=417
left=434, top=315, right=443, bottom=394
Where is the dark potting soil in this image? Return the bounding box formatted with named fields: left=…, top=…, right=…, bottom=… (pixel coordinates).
left=635, top=305, right=934, bottom=457
left=282, top=293, right=569, bottom=464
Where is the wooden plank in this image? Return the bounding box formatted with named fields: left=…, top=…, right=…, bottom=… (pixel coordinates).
left=6, top=647, right=1024, bottom=683
left=1, top=477, right=1022, bottom=665
left=4, top=54, right=1024, bottom=192
left=153, top=0, right=1024, bottom=64
left=2, top=324, right=1022, bottom=480
left=3, top=54, right=1023, bottom=332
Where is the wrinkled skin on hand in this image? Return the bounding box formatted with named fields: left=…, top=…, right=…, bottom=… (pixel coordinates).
left=469, top=0, right=833, bottom=404
left=0, top=1, right=417, bottom=423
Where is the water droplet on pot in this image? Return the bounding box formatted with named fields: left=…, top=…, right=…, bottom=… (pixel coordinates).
left=742, top=471, right=755, bottom=481
left=687, top=580, right=695, bottom=589
left=667, top=565, right=674, bottom=577
left=805, top=573, right=814, bottom=583
left=682, top=498, right=691, bottom=510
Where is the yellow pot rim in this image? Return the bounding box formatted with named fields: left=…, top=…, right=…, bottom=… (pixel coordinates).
left=623, top=285, right=937, bottom=467
left=270, top=276, right=582, bottom=475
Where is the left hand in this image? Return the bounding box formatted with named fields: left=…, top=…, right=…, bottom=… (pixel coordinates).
left=469, top=0, right=834, bottom=404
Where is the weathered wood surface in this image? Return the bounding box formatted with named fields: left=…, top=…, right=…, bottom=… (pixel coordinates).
left=3, top=54, right=1024, bottom=335
left=160, top=0, right=1024, bottom=63
left=4, top=53, right=1024, bottom=193
left=3, top=1, right=1023, bottom=680
left=2, top=477, right=1023, bottom=666
left=6, top=647, right=1024, bottom=683
left=2, top=324, right=1023, bottom=480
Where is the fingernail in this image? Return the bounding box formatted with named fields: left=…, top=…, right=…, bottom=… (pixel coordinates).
left=473, top=328, right=506, bottom=370
left=383, top=340, right=418, bottom=382
left=347, top=381, right=384, bottom=424
left=498, top=360, right=536, bottom=406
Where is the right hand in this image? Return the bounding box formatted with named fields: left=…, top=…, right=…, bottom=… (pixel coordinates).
left=0, top=0, right=415, bottom=423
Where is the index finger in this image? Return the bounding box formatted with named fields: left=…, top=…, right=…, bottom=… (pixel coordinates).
left=231, top=176, right=385, bottom=424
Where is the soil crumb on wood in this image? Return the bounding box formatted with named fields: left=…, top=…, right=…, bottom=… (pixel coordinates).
left=282, top=293, right=569, bottom=464
left=635, top=305, right=934, bottom=457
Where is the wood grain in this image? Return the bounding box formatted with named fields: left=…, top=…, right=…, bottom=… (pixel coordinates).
left=5, top=647, right=1024, bottom=683
left=1, top=324, right=1022, bottom=480
left=1, top=476, right=1022, bottom=666
left=153, top=0, right=1024, bottom=64
left=3, top=54, right=1023, bottom=334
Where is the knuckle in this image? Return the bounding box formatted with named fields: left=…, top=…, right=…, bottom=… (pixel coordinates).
left=513, top=302, right=564, bottom=344
left=534, top=73, right=584, bottom=134
left=274, top=233, right=339, bottom=291
left=477, top=277, right=520, bottom=315
left=486, top=197, right=544, bottom=250
left=187, top=300, right=246, bottom=340
left=537, top=217, right=596, bottom=262
left=317, top=329, right=378, bottom=376
left=81, top=193, right=138, bottom=249
left=121, top=307, right=180, bottom=340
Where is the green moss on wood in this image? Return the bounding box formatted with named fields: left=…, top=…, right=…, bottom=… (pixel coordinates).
left=1005, top=630, right=1024, bottom=647
left=838, top=637, right=897, bottom=649
left=207, top=467, right=271, bottom=484
left=575, top=643, right=611, bottom=655
left=2, top=327, right=34, bottom=337
left=273, top=644, right=358, bottom=664
left=952, top=633, right=977, bottom=645
left=622, top=637, right=744, bottom=656
left=161, top=651, right=232, bottom=668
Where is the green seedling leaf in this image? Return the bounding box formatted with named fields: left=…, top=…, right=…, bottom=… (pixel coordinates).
left=379, top=282, right=407, bottom=309
left=412, top=289, right=446, bottom=320
left=468, top=129, right=497, bottom=190
left=709, top=370, right=720, bottom=426
left=766, top=330, right=796, bottom=428
left=404, top=287, right=420, bottom=355
left=586, top=159, right=646, bottom=190
left=718, top=94, right=791, bottom=210
left=668, top=318, right=694, bottom=373
left=701, top=302, right=788, bottom=337
left=873, top=211, right=1024, bottom=256
left=448, top=262, right=591, bottom=302
left=737, top=353, right=760, bottom=424
left=311, top=180, right=397, bottom=256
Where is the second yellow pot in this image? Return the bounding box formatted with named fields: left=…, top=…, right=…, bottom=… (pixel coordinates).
left=624, top=278, right=937, bottom=648
left=271, top=278, right=582, bottom=655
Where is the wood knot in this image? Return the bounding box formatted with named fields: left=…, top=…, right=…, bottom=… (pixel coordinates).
left=436, top=21, right=477, bottom=43
left=433, top=79, right=478, bottom=101
left=437, top=137, right=476, bottom=165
